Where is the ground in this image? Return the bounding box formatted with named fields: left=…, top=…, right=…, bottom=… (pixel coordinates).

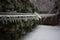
left=20, top=25, right=60, bottom=40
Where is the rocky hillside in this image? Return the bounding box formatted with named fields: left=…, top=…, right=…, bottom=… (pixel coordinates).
left=41, top=0, right=60, bottom=25
left=30, top=0, right=55, bottom=12
left=30, top=0, right=60, bottom=25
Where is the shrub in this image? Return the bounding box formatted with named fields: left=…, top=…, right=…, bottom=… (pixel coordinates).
left=0, top=19, right=39, bottom=40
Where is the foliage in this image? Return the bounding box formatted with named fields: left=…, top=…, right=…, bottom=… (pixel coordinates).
left=0, top=19, right=39, bottom=40
left=0, top=0, right=39, bottom=13
left=0, top=0, right=39, bottom=40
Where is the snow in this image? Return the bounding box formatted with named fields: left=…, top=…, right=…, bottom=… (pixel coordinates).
left=20, top=25, right=60, bottom=40
left=0, top=14, right=56, bottom=18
